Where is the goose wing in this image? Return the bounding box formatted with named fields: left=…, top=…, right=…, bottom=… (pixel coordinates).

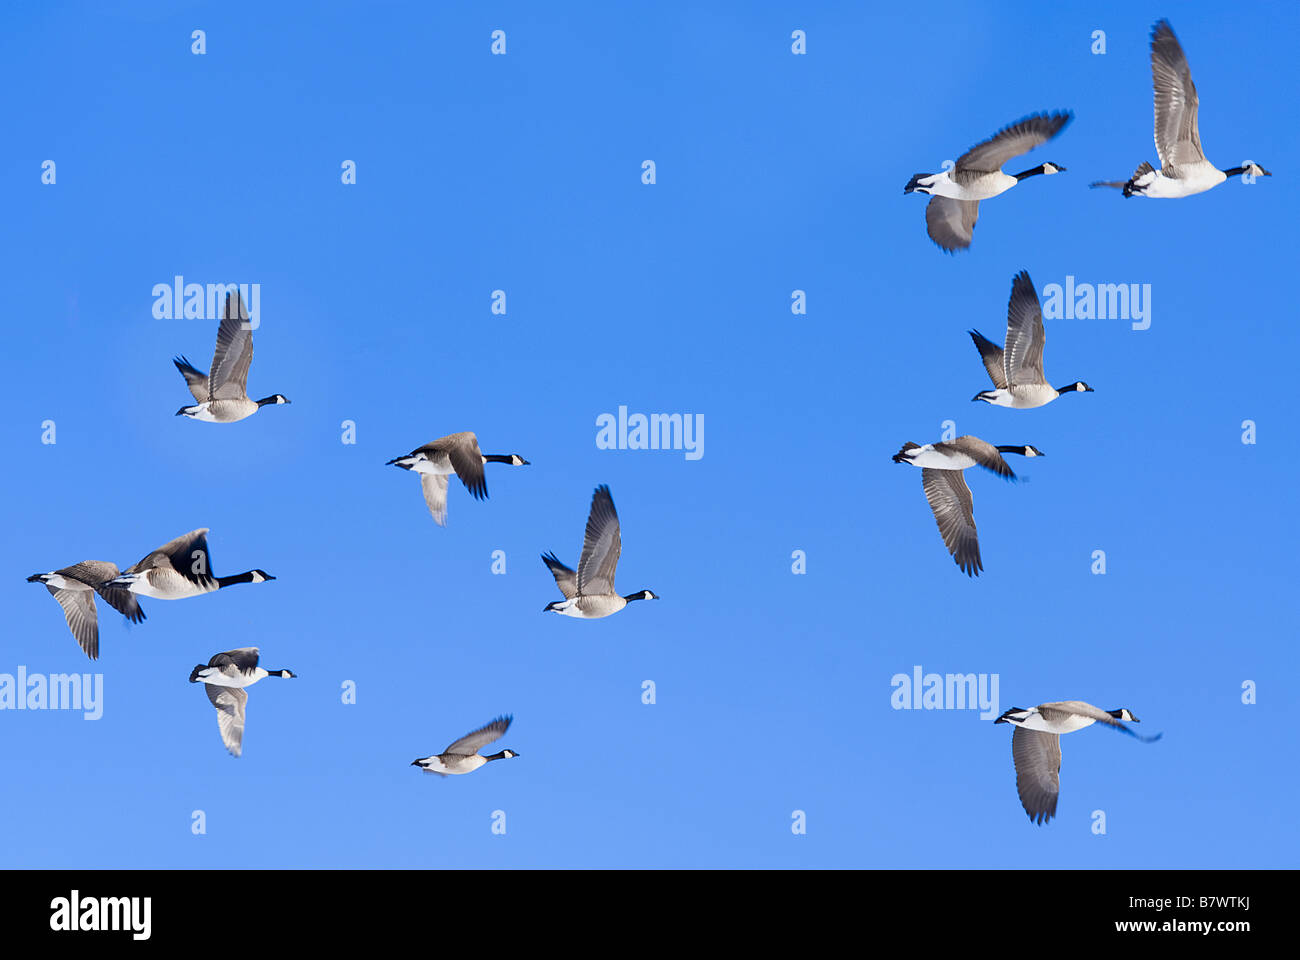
left=1011, top=727, right=1061, bottom=825
left=954, top=112, right=1072, bottom=174
left=94, top=581, right=145, bottom=624
left=420, top=474, right=450, bottom=526
left=1150, top=20, right=1206, bottom=172
left=1003, top=270, right=1047, bottom=387
left=208, top=647, right=262, bottom=677
left=129, top=528, right=215, bottom=589
left=939, top=437, right=1016, bottom=478
left=968, top=330, right=1007, bottom=389
left=173, top=356, right=210, bottom=401
left=920, top=468, right=982, bottom=577
left=61, top=561, right=146, bottom=625
left=209, top=291, right=254, bottom=401
left=44, top=583, right=100, bottom=659
left=577, top=485, right=622, bottom=596
left=441, top=433, right=488, bottom=500
left=925, top=196, right=980, bottom=252
left=541, top=552, right=578, bottom=599
left=443, top=716, right=512, bottom=757
left=205, top=685, right=248, bottom=757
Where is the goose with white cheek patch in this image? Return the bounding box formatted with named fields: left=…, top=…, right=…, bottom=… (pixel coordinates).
left=892, top=437, right=1043, bottom=576
left=995, top=701, right=1161, bottom=825
left=970, top=270, right=1093, bottom=409
left=412, top=716, right=519, bottom=776
left=542, top=484, right=658, bottom=619
left=190, top=647, right=296, bottom=757
left=1091, top=20, right=1271, bottom=198
left=904, top=111, right=1071, bottom=251
left=102, top=528, right=274, bottom=600
left=174, top=290, right=289, bottom=422
left=386, top=432, right=529, bottom=526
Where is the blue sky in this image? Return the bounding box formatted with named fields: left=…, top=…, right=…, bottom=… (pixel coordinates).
left=2, top=0, right=1297, bottom=868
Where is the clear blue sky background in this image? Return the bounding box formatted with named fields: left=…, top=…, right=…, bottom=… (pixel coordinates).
left=2, top=0, right=1296, bottom=868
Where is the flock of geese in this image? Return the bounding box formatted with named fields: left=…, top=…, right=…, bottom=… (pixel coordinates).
left=29, top=297, right=655, bottom=764
left=894, top=18, right=1261, bottom=821
left=28, top=296, right=657, bottom=765
left=24, top=19, right=1256, bottom=825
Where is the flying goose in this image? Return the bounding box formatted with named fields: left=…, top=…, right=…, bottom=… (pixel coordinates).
left=1091, top=20, right=1271, bottom=198
left=386, top=432, right=529, bottom=526
left=411, top=715, right=519, bottom=776
left=542, top=484, right=658, bottom=618
left=970, top=270, right=1093, bottom=408
left=995, top=701, right=1162, bottom=825
left=174, top=290, right=290, bottom=422
left=190, top=647, right=296, bottom=757
left=892, top=437, right=1043, bottom=576
left=904, top=112, right=1071, bottom=251
left=103, top=528, right=274, bottom=599
left=27, top=561, right=145, bottom=660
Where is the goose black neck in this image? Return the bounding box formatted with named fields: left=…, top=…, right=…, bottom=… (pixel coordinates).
left=484, top=750, right=510, bottom=761
left=255, top=395, right=280, bottom=407
left=1014, top=164, right=1048, bottom=181
left=217, top=571, right=257, bottom=588
left=994, top=446, right=1029, bottom=455
left=482, top=454, right=516, bottom=463
left=624, top=591, right=650, bottom=602
left=1220, top=166, right=1248, bottom=177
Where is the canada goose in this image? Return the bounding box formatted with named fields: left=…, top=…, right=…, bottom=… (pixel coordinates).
left=174, top=290, right=290, bottom=422
left=189, top=647, right=296, bottom=757
left=904, top=112, right=1071, bottom=251
left=970, top=270, right=1093, bottom=408
left=995, top=701, right=1162, bottom=825
left=386, top=432, right=529, bottom=526
left=103, top=529, right=274, bottom=599
left=411, top=715, right=519, bottom=776
left=27, top=561, right=145, bottom=660
left=1091, top=20, right=1272, bottom=198
left=542, top=485, right=658, bottom=618
left=892, top=437, right=1043, bottom=576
